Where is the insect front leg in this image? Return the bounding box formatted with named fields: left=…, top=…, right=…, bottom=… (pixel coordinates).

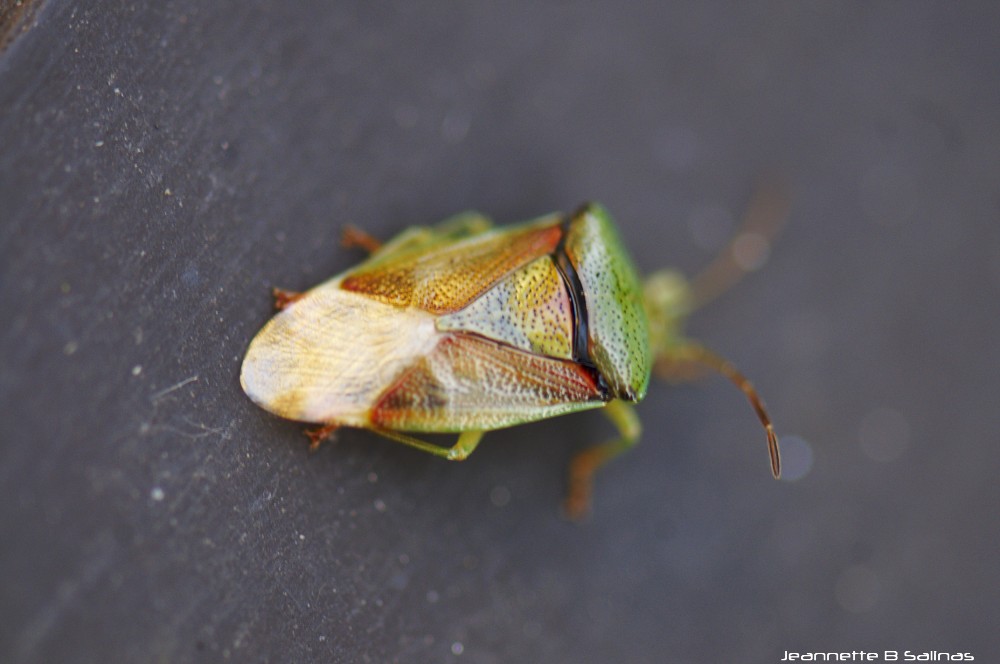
left=368, top=428, right=485, bottom=461
left=564, top=400, right=642, bottom=520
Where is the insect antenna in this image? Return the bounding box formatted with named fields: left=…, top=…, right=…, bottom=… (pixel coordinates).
left=687, top=178, right=790, bottom=312
left=657, top=342, right=781, bottom=479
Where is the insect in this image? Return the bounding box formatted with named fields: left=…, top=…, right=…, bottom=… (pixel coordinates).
left=241, top=189, right=786, bottom=518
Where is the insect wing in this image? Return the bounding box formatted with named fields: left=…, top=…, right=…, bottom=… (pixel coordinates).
left=242, top=213, right=572, bottom=428
left=370, top=333, right=607, bottom=432
left=240, top=283, right=439, bottom=425
left=341, top=214, right=563, bottom=314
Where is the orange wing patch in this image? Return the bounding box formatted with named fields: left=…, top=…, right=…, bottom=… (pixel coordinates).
left=370, top=333, right=606, bottom=432
left=342, top=219, right=563, bottom=314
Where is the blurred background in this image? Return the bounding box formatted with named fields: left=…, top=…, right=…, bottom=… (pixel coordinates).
left=2, top=2, right=998, bottom=662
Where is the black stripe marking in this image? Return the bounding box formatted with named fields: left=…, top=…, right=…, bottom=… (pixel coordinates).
left=554, top=212, right=610, bottom=399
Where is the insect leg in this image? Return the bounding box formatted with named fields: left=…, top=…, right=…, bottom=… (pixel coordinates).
left=272, top=287, right=304, bottom=310
left=367, top=428, right=485, bottom=461
left=564, top=400, right=641, bottom=520
left=341, top=225, right=383, bottom=254
left=657, top=341, right=781, bottom=479
left=305, top=423, right=339, bottom=451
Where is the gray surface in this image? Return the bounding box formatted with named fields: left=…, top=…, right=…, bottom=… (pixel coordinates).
left=2, top=2, right=999, bottom=662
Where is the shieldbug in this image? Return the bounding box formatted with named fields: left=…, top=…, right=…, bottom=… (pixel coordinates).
left=241, top=190, right=785, bottom=518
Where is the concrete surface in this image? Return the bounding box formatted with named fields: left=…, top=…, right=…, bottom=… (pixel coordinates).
left=2, top=2, right=998, bottom=662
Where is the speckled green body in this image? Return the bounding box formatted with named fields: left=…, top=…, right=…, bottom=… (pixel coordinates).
left=241, top=200, right=779, bottom=518
left=563, top=205, right=652, bottom=402
left=242, top=204, right=651, bottom=433
left=242, top=206, right=654, bottom=433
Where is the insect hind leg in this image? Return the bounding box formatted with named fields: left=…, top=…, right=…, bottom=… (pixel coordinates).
left=368, top=428, right=485, bottom=461
left=272, top=287, right=304, bottom=310
left=305, top=422, right=339, bottom=451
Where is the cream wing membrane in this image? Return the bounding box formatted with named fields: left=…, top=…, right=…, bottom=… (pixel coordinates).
left=240, top=279, right=439, bottom=425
